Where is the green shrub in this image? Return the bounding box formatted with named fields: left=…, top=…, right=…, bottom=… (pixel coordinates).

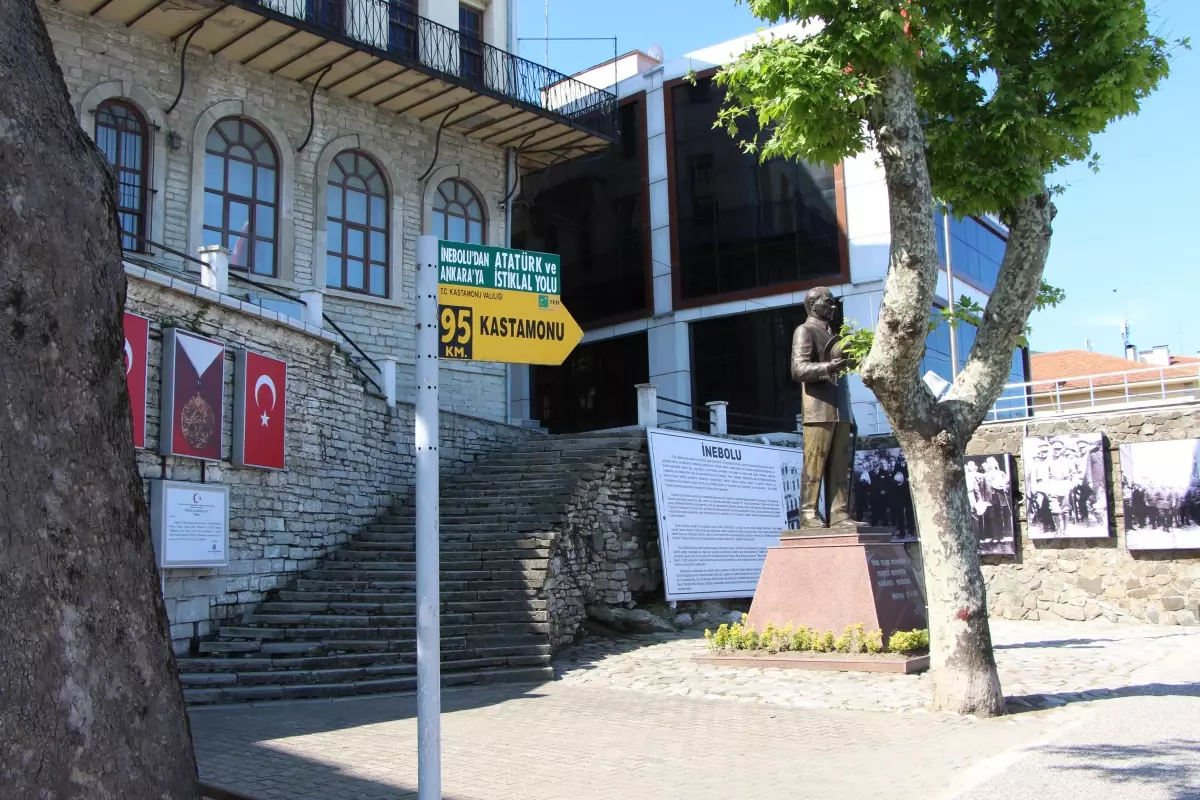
left=791, top=625, right=813, bottom=652
left=834, top=626, right=852, bottom=653
left=887, top=628, right=931, bottom=654
left=811, top=630, right=835, bottom=653
left=864, top=628, right=884, bottom=654
left=778, top=624, right=794, bottom=652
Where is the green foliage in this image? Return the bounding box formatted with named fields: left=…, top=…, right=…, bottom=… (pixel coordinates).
left=717, top=0, right=1180, bottom=218
left=864, top=628, right=884, bottom=654
left=791, top=625, right=813, bottom=652
left=887, top=628, right=931, bottom=654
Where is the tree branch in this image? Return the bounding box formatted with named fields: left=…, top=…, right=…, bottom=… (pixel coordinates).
left=943, top=183, right=1055, bottom=436
left=859, top=65, right=942, bottom=435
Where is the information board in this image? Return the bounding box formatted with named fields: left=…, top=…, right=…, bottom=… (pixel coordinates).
left=436, top=241, right=582, bottom=365
left=150, top=480, right=230, bottom=568
left=647, top=429, right=803, bottom=601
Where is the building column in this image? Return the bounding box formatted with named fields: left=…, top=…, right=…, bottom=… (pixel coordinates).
left=648, top=320, right=690, bottom=429
left=507, top=363, right=532, bottom=425
left=644, top=68, right=673, bottom=317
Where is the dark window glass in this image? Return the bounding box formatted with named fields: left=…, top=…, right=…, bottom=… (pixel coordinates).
left=692, top=305, right=823, bottom=435
left=432, top=179, right=484, bottom=243
left=511, top=97, right=649, bottom=325
left=934, top=208, right=1007, bottom=292
left=460, top=5, right=483, bottom=83
left=531, top=332, right=648, bottom=433
left=327, top=151, right=389, bottom=297
left=203, top=118, right=278, bottom=277
left=305, top=0, right=344, bottom=33
left=922, top=317, right=1029, bottom=419
left=670, top=76, right=841, bottom=302
left=388, top=0, right=419, bottom=60
left=95, top=100, right=150, bottom=251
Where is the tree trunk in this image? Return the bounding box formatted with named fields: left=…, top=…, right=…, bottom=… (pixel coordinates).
left=860, top=65, right=1007, bottom=716
left=0, top=0, right=201, bottom=796
left=900, top=434, right=1005, bottom=716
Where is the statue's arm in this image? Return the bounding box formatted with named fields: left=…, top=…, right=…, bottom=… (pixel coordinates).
left=791, top=327, right=832, bottom=383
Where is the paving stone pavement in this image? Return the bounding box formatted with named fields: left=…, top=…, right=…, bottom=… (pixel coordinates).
left=190, top=620, right=1200, bottom=800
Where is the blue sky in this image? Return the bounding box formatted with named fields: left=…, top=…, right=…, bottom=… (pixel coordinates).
left=520, top=0, right=1200, bottom=359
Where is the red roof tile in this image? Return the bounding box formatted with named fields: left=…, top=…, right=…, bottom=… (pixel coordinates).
left=1030, top=350, right=1200, bottom=390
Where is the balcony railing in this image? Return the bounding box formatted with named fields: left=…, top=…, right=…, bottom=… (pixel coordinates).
left=251, top=0, right=618, bottom=139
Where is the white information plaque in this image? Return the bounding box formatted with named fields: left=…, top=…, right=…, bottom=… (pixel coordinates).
left=150, top=480, right=230, bottom=568
left=647, top=429, right=802, bottom=601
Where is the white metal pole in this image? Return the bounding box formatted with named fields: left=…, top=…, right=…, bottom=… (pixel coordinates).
left=943, top=205, right=958, bottom=379
left=414, top=234, right=441, bottom=800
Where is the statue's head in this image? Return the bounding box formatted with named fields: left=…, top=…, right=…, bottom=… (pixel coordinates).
left=804, top=286, right=837, bottom=322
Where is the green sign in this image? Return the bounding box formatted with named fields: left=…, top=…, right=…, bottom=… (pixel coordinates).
left=437, top=242, right=561, bottom=295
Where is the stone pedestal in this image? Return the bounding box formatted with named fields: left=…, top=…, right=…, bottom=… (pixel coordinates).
left=746, top=525, right=927, bottom=637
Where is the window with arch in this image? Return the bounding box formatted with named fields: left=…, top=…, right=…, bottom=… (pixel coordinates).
left=95, top=99, right=150, bottom=251
left=431, top=179, right=484, bottom=244
left=202, top=117, right=278, bottom=276
left=326, top=151, right=389, bottom=297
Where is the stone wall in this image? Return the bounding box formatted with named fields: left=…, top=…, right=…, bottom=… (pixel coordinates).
left=43, top=4, right=508, bottom=420
left=126, top=271, right=538, bottom=653
left=864, top=405, right=1200, bottom=626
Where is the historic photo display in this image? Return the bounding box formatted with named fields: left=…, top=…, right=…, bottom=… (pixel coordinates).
left=1120, top=438, right=1200, bottom=550
left=965, top=454, right=1018, bottom=555
left=1021, top=433, right=1111, bottom=538
left=853, top=447, right=917, bottom=542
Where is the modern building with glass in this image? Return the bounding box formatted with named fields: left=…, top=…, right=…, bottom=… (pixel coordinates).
left=510, top=26, right=1027, bottom=437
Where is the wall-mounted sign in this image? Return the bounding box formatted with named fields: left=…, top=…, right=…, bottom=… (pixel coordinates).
left=647, top=428, right=802, bottom=601
left=233, top=349, right=287, bottom=470
left=436, top=241, right=582, bottom=365
left=122, top=312, right=150, bottom=449
left=160, top=328, right=225, bottom=461
left=149, top=480, right=230, bottom=568
left=1022, top=432, right=1111, bottom=539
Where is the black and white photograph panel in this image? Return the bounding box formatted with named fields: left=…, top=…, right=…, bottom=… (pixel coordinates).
left=965, top=454, right=1017, bottom=556
left=780, top=452, right=803, bottom=530
left=1120, top=439, right=1200, bottom=550
left=853, top=447, right=917, bottom=542
left=1021, top=433, right=1111, bottom=539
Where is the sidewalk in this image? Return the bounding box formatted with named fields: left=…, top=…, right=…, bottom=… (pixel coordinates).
left=189, top=620, right=1200, bottom=800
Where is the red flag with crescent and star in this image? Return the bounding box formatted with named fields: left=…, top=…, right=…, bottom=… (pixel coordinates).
left=123, top=312, right=150, bottom=449
left=233, top=349, right=287, bottom=470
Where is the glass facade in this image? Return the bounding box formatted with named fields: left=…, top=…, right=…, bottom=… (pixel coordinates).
left=670, top=75, right=841, bottom=303
left=512, top=97, right=648, bottom=326
left=921, top=320, right=1030, bottom=418
left=690, top=304, right=841, bottom=435
left=934, top=211, right=1006, bottom=293
left=531, top=332, right=649, bottom=434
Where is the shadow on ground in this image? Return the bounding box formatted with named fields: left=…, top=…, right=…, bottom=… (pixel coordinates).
left=1006, top=682, right=1200, bottom=714
left=994, top=631, right=1194, bottom=650
left=1041, top=739, right=1200, bottom=800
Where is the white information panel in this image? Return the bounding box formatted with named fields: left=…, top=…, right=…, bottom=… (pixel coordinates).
left=150, top=480, right=230, bottom=568
left=647, top=429, right=802, bottom=601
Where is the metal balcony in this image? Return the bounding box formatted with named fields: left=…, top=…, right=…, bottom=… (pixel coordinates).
left=62, top=0, right=618, bottom=168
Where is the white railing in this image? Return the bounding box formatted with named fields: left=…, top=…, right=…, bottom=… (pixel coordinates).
left=853, top=363, right=1200, bottom=435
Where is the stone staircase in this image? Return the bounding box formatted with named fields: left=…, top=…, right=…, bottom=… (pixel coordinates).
left=177, top=431, right=647, bottom=704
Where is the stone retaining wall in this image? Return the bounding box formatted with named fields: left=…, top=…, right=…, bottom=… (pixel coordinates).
left=864, top=405, right=1200, bottom=626
left=127, top=272, right=538, bottom=652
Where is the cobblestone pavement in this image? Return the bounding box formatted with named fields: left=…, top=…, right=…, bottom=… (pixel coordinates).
left=190, top=620, right=1200, bottom=800
left=554, top=619, right=1200, bottom=713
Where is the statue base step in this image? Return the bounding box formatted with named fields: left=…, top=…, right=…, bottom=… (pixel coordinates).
left=746, top=523, right=927, bottom=638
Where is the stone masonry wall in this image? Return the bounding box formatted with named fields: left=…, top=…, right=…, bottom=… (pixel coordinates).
left=44, top=5, right=508, bottom=420
left=127, top=272, right=537, bottom=653
left=864, top=405, right=1200, bottom=627
left=542, top=442, right=661, bottom=648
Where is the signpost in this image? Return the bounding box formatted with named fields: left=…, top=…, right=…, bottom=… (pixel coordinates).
left=435, top=241, right=582, bottom=365
left=414, top=236, right=580, bottom=800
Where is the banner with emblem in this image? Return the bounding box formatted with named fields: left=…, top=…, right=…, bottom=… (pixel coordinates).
left=233, top=349, right=287, bottom=470
left=122, top=312, right=150, bottom=449
left=160, top=328, right=225, bottom=461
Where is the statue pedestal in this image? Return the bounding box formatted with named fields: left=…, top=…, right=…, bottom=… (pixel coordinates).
left=746, top=525, right=927, bottom=638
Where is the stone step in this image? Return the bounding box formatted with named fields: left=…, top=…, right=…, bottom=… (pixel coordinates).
left=177, top=642, right=552, bottom=673
left=179, top=662, right=418, bottom=688
left=183, top=665, right=553, bottom=705
left=332, top=549, right=550, bottom=563
left=274, top=590, right=546, bottom=607
left=233, top=609, right=548, bottom=631
left=228, top=620, right=549, bottom=641
left=305, top=567, right=545, bottom=582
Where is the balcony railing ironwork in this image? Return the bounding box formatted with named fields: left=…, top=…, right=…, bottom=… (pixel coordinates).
left=252, top=0, right=618, bottom=139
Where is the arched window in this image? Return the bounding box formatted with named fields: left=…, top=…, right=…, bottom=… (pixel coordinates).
left=202, top=117, right=278, bottom=276
left=326, top=151, right=389, bottom=297
left=95, top=100, right=150, bottom=251
left=432, top=179, right=484, bottom=244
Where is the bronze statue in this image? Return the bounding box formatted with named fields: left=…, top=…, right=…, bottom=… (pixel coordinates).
left=791, top=286, right=854, bottom=528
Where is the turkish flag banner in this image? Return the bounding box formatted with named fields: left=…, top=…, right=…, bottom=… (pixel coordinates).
left=233, top=349, right=287, bottom=470
left=160, top=328, right=225, bottom=461
left=123, top=312, right=150, bottom=449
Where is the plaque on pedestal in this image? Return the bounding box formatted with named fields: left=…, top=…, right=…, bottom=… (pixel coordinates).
left=746, top=525, right=926, bottom=638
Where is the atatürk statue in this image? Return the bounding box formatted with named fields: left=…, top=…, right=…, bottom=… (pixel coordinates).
left=791, top=287, right=854, bottom=528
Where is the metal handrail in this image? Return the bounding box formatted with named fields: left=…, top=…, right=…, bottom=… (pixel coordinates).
left=249, top=0, right=618, bottom=139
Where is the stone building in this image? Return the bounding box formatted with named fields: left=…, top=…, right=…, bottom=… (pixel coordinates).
left=36, top=0, right=617, bottom=656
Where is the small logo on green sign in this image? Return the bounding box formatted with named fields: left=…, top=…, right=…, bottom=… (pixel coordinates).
left=538, top=295, right=549, bottom=309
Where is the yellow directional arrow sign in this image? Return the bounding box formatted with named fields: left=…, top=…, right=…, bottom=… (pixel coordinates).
left=436, top=241, right=583, bottom=365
